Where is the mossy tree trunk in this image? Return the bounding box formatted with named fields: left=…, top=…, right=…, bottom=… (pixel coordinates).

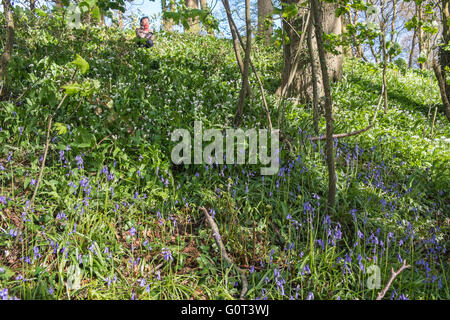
left=277, top=0, right=342, bottom=102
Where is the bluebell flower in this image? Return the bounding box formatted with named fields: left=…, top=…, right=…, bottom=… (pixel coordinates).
left=162, top=248, right=173, bottom=261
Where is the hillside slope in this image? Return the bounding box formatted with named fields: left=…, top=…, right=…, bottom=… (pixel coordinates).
left=0, top=13, right=448, bottom=300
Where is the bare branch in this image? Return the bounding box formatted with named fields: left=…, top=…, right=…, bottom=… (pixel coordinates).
left=376, top=260, right=411, bottom=300
left=30, top=94, right=68, bottom=206
left=310, top=86, right=384, bottom=142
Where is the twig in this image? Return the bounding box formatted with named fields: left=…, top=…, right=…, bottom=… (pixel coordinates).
left=430, top=106, right=437, bottom=137
left=310, top=87, right=384, bottom=142
left=423, top=104, right=432, bottom=138
left=85, top=133, right=113, bottom=155
left=376, top=260, right=411, bottom=300
left=200, top=206, right=248, bottom=300
left=30, top=93, right=68, bottom=205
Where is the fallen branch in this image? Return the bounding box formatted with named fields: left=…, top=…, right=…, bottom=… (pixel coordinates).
left=310, top=87, right=384, bottom=142
left=30, top=93, right=68, bottom=205
left=200, top=206, right=248, bottom=300
left=376, top=260, right=411, bottom=300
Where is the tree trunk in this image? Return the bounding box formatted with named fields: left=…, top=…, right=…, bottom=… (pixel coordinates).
left=432, top=59, right=450, bottom=121
left=222, top=0, right=252, bottom=98
left=310, top=0, right=336, bottom=213
left=30, top=0, right=35, bottom=11
left=200, top=0, right=215, bottom=36
left=277, top=0, right=342, bottom=102
left=118, top=10, right=123, bottom=29
left=349, top=9, right=364, bottom=59
left=438, top=0, right=450, bottom=121
left=257, top=0, right=273, bottom=43
left=307, top=17, right=320, bottom=134
left=53, top=0, right=62, bottom=8
left=409, top=27, right=417, bottom=68
left=162, top=0, right=175, bottom=32
left=389, top=0, right=397, bottom=63
left=186, top=0, right=200, bottom=33
left=380, top=0, right=388, bottom=114
left=0, top=0, right=14, bottom=96
left=418, top=4, right=425, bottom=70
left=234, top=0, right=252, bottom=127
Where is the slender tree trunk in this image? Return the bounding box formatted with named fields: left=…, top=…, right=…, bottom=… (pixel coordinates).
left=350, top=9, right=364, bottom=59
left=380, top=0, right=388, bottom=114
left=418, top=4, right=425, bottom=70
left=409, top=27, right=417, bottom=68
left=225, top=5, right=272, bottom=129
left=222, top=0, right=252, bottom=98
left=29, top=0, right=35, bottom=11
left=310, top=0, right=336, bottom=213
left=369, top=42, right=379, bottom=63
left=234, top=0, right=252, bottom=127
left=307, top=17, right=320, bottom=134
left=257, top=0, right=273, bottom=43
left=0, top=0, right=15, bottom=96
left=118, top=10, right=124, bottom=29
left=53, top=0, right=62, bottom=8
left=342, top=12, right=352, bottom=58
left=388, top=0, right=397, bottom=63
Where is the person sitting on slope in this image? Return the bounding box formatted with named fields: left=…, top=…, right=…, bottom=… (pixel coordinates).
left=136, top=16, right=155, bottom=48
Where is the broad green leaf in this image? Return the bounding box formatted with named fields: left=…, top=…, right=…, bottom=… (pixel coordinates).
left=71, top=54, right=89, bottom=74
left=54, top=122, right=68, bottom=135
left=62, top=83, right=82, bottom=95
left=91, top=6, right=100, bottom=21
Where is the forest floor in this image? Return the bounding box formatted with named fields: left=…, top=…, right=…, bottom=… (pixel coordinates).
left=0, top=14, right=449, bottom=300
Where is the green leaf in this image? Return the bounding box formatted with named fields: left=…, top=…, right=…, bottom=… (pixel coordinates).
left=73, top=127, right=96, bottom=148
left=62, top=83, right=82, bottom=95
left=0, top=266, right=14, bottom=280
left=91, top=6, right=100, bottom=21
left=71, top=54, right=89, bottom=74
left=54, top=122, right=68, bottom=135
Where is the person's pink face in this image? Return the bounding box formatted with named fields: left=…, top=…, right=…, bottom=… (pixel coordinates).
left=141, top=18, right=149, bottom=28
